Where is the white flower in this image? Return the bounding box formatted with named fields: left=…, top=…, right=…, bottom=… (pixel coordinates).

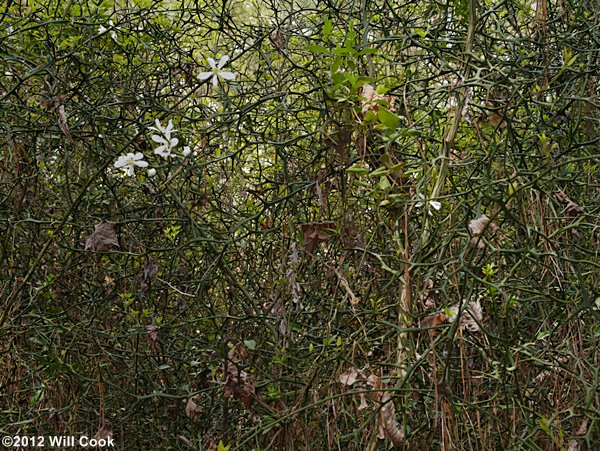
left=149, top=119, right=179, bottom=158
left=199, top=55, right=235, bottom=87
left=415, top=193, right=442, bottom=215
left=182, top=146, right=191, bottom=157
left=147, top=168, right=156, bottom=176
left=114, top=152, right=148, bottom=176
left=98, top=21, right=118, bottom=43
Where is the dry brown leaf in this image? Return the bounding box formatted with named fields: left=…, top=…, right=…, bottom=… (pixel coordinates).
left=140, top=257, right=158, bottom=292
left=85, top=221, right=120, bottom=252
left=448, top=298, right=483, bottom=333
left=300, top=221, right=336, bottom=253
left=146, top=324, right=159, bottom=342
left=468, top=215, right=499, bottom=249
left=359, top=84, right=395, bottom=115
left=185, top=395, right=202, bottom=420
left=562, top=202, right=584, bottom=217
left=368, top=374, right=404, bottom=447
left=338, top=367, right=359, bottom=386
left=57, top=104, right=74, bottom=142
left=419, top=312, right=447, bottom=337
left=358, top=393, right=368, bottom=411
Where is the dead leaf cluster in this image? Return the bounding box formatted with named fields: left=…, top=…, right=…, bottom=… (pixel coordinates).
left=448, top=298, right=484, bottom=333
left=359, top=84, right=396, bottom=115
left=337, top=368, right=404, bottom=447
left=223, top=344, right=256, bottom=408
left=84, top=221, right=121, bottom=252
left=468, top=214, right=499, bottom=249
left=555, top=190, right=584, bottom=217
left=300, top=221, right=336, bottom=254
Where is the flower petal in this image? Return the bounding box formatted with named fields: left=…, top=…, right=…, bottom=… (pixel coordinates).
left=134, top=160, right=148, bottom=167
left=207, top=57, right=217, bottom=69
left=170, top=137, right=179, bottom=147
left=198, top=71, right=213, bottom=80
left=218, top=71, right=235, bottom=81
left=217, top=55, right=230, bottom=69
left=151, top=134, right=167, bottom=144
left=430, top=201, right=442, bottom=210
left=212, top=75, right=219, bottom=87
left=164, top=120, right=175, bottom=134
left=154, top=145, right=169, bottom=157
left=114, top=158, right=126, bottom=168
left=133, top=152, right=145, bottom=160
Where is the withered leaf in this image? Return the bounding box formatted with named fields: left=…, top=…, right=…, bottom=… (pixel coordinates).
left=359, top=84, right=395, bottom=115
left=562, top=202, right=584, bottom=217
left=85, top=222, right=120, bottom=252
left=357, top=392, right=368, bottom=411
left=140, top=257, right=158, bottom=292
left=468, top=214, right=498, bottom=236
left=57, top=104, right=74, bottom=142
left=146, top=324, right=159, bottom=342
left=468, top=215, right=499, bottom=249
left=338, top=367, right=359, bottom=386
left=300, top=221, right=336, bottom=254
left=185, top=395, right=202, bottom=420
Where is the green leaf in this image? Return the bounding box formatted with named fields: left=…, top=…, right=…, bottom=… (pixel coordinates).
left=346, top=164, right=369, bottom=175
left=368, top=166, right=390, bottom=177
left=331, top=55, right=342, bottom=73
left=378, top=175, right=391, bottom=191
left=158, top=364, right=171, bottom=370
left=378, top=107, right=400, bottom=129
left=244, top=339, right=257, bottom=350
left=333, top=45, right=352, bottom=55
left=323, top=17, right=333, bottom=38
left=357, top=48, right=378, bottom=56
left=305, top=44, right=328, bottom=54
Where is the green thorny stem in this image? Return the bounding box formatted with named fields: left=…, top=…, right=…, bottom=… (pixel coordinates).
left=420, top=0, right=478, bottom=246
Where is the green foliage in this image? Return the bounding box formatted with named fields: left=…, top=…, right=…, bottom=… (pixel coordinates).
left=1, top=0, right=599, bottom=449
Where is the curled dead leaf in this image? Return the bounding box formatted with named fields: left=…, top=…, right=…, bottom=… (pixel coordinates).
left=300, top=221, right=336, bottom=254
left=185, top=395, right=203, bottom=420
left=85, top=221, right=120, bottom=252
left=447, top=298, right=483, bottom=333
left=338, top=367, right=359, bottom=386
left=419, top=312, right=447, bottom=337
left=359, top=84, right=396, bottom=115
left=468, top=215, right=499, bottom=249
left=146, top=324, right=159, bottom=342
left=368, top=374, right=404, bottom=447
left=140, top=257, right=158, bottom=292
